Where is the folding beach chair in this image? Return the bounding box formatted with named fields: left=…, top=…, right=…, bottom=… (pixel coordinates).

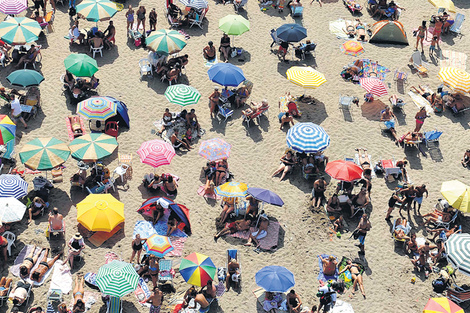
left=433, top=211, right=459, bottom=229
left=217, top=104, right=234, bottom=122
left=270, top=29, right=281, bottom=48
left=291, top=6, right=303, bottom=17
left=393, top=69, right=408, bottom=85
left=392, top=219, right=409, bottom=250
left=450, top=13, right=465, bottom=37
left=409, top=51, right=428, bottom=76
left=379, top=159, right=400, bottom=181
left=106, top=296, right=122, bottom=313
left=189, top=10, right=206, bottom=29
left=158, top=259, right=174, bottom=288
left=225, top=249, right=241, bottom=289
left=0, top=282, right=11, bottom=306
left=339, top=95, right=354, bottom=112
left=447, top=286, right=470, bottom=305
left=424, top=129, right=442, bottom=148
left=47, top=221, right=65, bottom=239
left=47, top=289, right=62, bottom=303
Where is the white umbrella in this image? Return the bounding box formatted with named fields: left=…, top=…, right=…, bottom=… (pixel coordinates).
left=0, top=197, right=26, bottom=223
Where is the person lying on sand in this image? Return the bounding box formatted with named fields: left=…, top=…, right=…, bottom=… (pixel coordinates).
left=320, top=255, right=337, bottom=276
left=338, top=259, right=366, bottom=299
left=72, top=276, right=85, bottom=313
left=31, top=248, right=62, bottom=283
left=214, top=219, right=252, bottom=241
left=380, top=106, right=400, bottom=144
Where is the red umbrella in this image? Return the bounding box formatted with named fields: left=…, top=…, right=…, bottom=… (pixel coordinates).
left=360, top=77, right=388, bottom=97
left=325, top=160, right=363, bottom=182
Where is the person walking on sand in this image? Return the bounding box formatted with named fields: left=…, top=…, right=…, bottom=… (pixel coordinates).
left=354, top=214, right=371, bottom=255
left=415, top=21, right=427, bottom=53
left=413, top=184, right=428, bottom=215
left=309, top=0, right=322, bottom=6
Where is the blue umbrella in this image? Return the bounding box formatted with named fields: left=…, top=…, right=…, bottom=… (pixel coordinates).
left=286, top=122, right=330, bottom=153
left=207, top=63, right=245, bottom=87
left=0, top=174, right=28, bottom=199
left=276, top=23, right=307, bottom=43
left=247, top=187, right=284, bottom=207
left=256, top=266, right=295, bottom=292
left=105, top=97, right=130, bottom=128
left=7, top=69, right=44, bottom=87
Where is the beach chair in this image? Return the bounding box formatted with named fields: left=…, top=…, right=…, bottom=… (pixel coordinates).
left=234, top=0, right=247, bottom=12
left=90, top=44, right=103, bottom=58
left=47, top=289, right=62, bottom=303
left=225, top=249, right=241, bottom=289
left=291, top=6, right=303, bottom=17
left=424, top=129, right=442, bottom=148
left=47, top=220, right=65, bottom=239
left=409, top=51, right=428, bottom=76
left=0, top=281, right=11, bottom=306
left=2, top=231, right=15, bottom=256
left=447, top=286, right=470, bottom=305
left=270, top=29, right=281, bottom=48
left=433, top=211, right=459, bottom=229
left=158, top=259, right=174, bottom=287
left=24, top=46, right=42, bottom=69
left=167, top=9, right=181, bottom=28
left=242, top=106, right=269, bottom=128
left=393, top=69, right=408, bottom=85
left=104, top=121, right=119, bottom=138
left=450, top=13, right=465, bottom=37
left=139, top=59, right=153, bottom=79
left=106, top=296, right=122, bottom=313
left=392, top=219, right=409, bottom=249
left=402, top=135, right=422, bottom=150
left=302, top=165, right=317, bottom=180
left=379, top=159, right=400, bottom=181
left=339, top=95, right=354, bottom=113
left=217, top=104, right=234, bottom=122
left=343, top=0, right=362, bottom=15
left=118, top=153, right=133, bottom=180
left=189, top=10, right=206, bottom=29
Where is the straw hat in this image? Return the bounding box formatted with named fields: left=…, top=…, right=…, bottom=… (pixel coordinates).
left=74, top=233, right=82, bottom=240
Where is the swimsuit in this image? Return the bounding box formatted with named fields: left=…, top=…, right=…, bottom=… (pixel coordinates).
left=384, top=118, right=395, bottom=129
left=24, top=257, right=34, bottom=263
left=132, top=241, right=143, bottom=251
left=40, top=261, right=50, bottom=269
left=127, top=12, right=134, bottom=22
left=74, top=291, right=83, bottom=297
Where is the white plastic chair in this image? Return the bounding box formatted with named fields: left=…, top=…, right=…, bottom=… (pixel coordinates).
left=0, top=52, right=5, bottom=67
left=113, top=164, right=130, bottom=183
left=139, top=59, right=153, bottom=79
left=3, top=231, right=15, bottom=256
left=90, top=45, right=103, bottom=58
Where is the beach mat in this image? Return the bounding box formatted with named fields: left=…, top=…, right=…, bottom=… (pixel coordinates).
left=197, top=185, right=220, bottom=200
left=279, top=95, right=302, bottom=116
left=26, top=251, right=55, bottom=286
left=135, top=277, right=152, bottom=306
left=360, top=99, right=385, bottom=121
left=317, top=254, right=339, bottom=283
left=166, top=236, right=187, bottom=257
left=204, top=56, right=218, bottom=67
left=154, top=210, right=188, bottom=238
left=329, top=19, right=349, bottom=39
left=439, top=49, right=468, bottom=70
left=133, top=220, right=157, bottom=239
left=408, top=91, right=434, bottom=115
left=49, top=260, right=73, bottom=294
left=229, top=221, right=280, bottom=250
left=88, top=224, right=123, bottom=247
left=10, top=245, right=35, bottom=277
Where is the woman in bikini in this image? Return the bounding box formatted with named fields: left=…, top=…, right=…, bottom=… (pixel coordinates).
left=20, top=246, right=44, bottom=278
left=393, top=218, right=410, bottom=240
left=339, top=259, right=366, bottom=298
left=214, top=158, right=228, bottom=186
left=272, top=151, right=296, bottom=181
left=31, top=249, right=62, bottom=283
left=219, top=197, right=237, bottom=224
left=72, top=276, right=85, bottom=313
left=415, top=21, right=427, bottom=53
left=414, top=106, right=428, bottom=132
left=125, top=5, right=134, bottom=30
left=163, top=175, right=177, bottom=196
left=355, top=19, right=367, bottom=41
left=148, top=255, right=159, bottom=289
left=130, top=234, right=146, bottom=263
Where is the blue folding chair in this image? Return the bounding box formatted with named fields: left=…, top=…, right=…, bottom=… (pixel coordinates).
left=291, top=6, right=303, bottom=17
left=424, top=129, right=442, bottom=148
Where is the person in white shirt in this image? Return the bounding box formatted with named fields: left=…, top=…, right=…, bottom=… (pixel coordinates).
left=10, top=90, right=27, bottom=128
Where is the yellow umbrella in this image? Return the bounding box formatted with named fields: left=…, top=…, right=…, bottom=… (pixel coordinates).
left=76, top=194, right=124, bottom=232
left=423, top=297, right=463, bottom=313
left=428, top=0, right=456, bottom=13
left=286, top=66, right=327, bottom=89
left=441, top=180, right=470, bottom=213
left=438, top=67, right=470, bottom=94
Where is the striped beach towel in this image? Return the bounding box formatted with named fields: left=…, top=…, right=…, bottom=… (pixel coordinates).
left=439, top=49, right=468, bottom=70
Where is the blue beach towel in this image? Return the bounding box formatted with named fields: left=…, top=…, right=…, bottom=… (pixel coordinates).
left=317, top=254, right=339, bottom=283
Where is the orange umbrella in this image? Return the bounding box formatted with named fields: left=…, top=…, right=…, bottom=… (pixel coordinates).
left=340, top=40, right=364, bottom=56
left=423, top=297, right=464, bottom=313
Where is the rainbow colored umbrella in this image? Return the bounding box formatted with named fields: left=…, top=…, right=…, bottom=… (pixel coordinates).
left=143, top=234, right=173, bottom=258
left=69, top=133, right=118, bottom=162
left=77, top=97, right=117, bottom=121
left=341, top=40, right=364, bottom=56
left=19, top=137, right=70, bottom=170
left=423, top=297, right=463, bottom=313
left=76, top=0, right=117, bottom=23
left=215, top=181, right=248, bottom=198
left=198, top=138, right=231, bottom=161
left=0, top=115, right=15, bottom=146
left=137, top=139, right=175, bottom=168
left=179, top=252, right=216, bottom=287
left=0, top=17, right=41, bottom=45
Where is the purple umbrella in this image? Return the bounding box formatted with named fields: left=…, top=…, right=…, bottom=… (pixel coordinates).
left=247, top=188, right=284, bottom=207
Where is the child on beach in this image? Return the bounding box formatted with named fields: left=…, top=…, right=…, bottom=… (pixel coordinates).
left=333, top=216, right=344, bottom=237
left=429, top=36, right=438, bottom=57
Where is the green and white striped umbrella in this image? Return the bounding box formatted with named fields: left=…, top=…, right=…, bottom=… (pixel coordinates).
left=69, top=133, right=118, bottom=162
left=96, top=260, right=139, bottom=297
left=0, top=17, right=41, bottom=45
left=146, top=29, right=187, bottom=55
left=19, top=137, right=70, bottom=170
left=165, top=84, right=201, bottom=106
left=76, top=0, right=117, bottom=22
left=445, top=233, right=470, bottom=276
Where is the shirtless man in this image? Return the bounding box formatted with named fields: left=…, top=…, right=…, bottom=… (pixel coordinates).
left=214, top=219, right=251, bottom=240
left=88, top=36, right=103, bottom=49
left=312, top=177, right=327, bottom=208
left=19, top=246, right=43, bottom=278
left=411, top=241, right=434, bottom=276
left=400, top=185, right=416, bottom=215
left=203, top=41, right=216, bottom=61
left=31, top=249, right=62, bottom=282
left=462, top=149, right=470, bottom=167
left=171, top=129, right=191, bottom=150
left=145, top=287, right=163, bottom=313
left=320, top=255, right=337, bottom=276
left=226, top=258, right=240, bottom=291
left=350, top=188, right=369, bottom=218
left=244, top=216, right=269, bottom=247
left=48, top=208, right=64, bottom=232
left=423, top=210, right=453, bottom=227
left=194, top=280, right=216, bottom=309
left=355, top=214, right=371, bottom=255
left=426, top=225, right=461, bottom=242
left=380, top=106, right=400, bottom=143
left=186, top=109, right=201, bottom=136
left=413, top=184, right=428, bottom=215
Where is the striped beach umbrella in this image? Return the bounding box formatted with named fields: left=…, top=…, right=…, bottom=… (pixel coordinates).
left=178, top=0, right=208, bottom=9
left=146, top=29, right=186, bottom=55
left=286, top=66, right=327, bottom=89
left=438, top=67, right=470, bottom=94
left=286, top=122, right=330, bottom=153
left=446, top=234, right=470, bottom=276
left=0, top=0, right=27, bottom=15
left=77, top=97, right=117, bottom=121
left=0, top=17, right=41, bottom=45
left=341, top=40, right=364, bottom=56
left=219, top=15, right=250, bottom=36
left=215, top=181, right=248, bottom=198
left=6, top=69, right=44, bottom=87
left=69, top=133, right=118, bottom=162
left=0, top=197, right=26, bottom=223
left=441, top=180, right=470, bottom=213
left=179, top=252, right=216, bottom=287
left=165, top=84, right=201, bottom=106
left=19, top=137, right=70, bottom=171
left=360, top=77, right=388, bottom=97
left=0, top=174, right=28, bottom=199
left=96, top=260, right=139, bottom=297
left=143, top=234, right=174, bottom=258
left=76, top=0, right=117, bottom=22
left=198, top=138, right=231, bottom=161
left=137, top=139, right=175, bottom=168
left=424, top=297, right=463, bottom=313
left=0, top=115, right=15, bottom=146
left=64, top=53, right=99, bottom=78
left=77, top=194, right=125, bottom=232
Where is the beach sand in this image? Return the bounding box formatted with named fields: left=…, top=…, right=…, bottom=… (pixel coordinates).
left=2, top=0, right=470, bottom=312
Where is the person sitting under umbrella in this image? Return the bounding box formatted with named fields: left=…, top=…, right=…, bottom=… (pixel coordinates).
left=69, top=21, right=85, bottom=45
left=220, top=34, right=231, bottom=62
left=245, top=195, right=260, bottom=218
left=28, top=197, right=47, bottom=223
left=167, top=210, right=182, bottom=236
left=16, top=45, right=40, bottom=69
left=244, top=215, right=268, bottom=247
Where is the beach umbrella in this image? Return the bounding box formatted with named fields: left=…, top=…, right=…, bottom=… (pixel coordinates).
left=0, top=197, right=26, bottom=223
left=325, top=160, right=363, bottom=182
left=341, top=40, right=364, bottom=56
left=208, top=63, right=245, bottom=87
left=247, top=187, right=284, bottom=207
left=77, top=194, right=125, bottom=232
left=440, top=180, right=470, bottom=213
left=105, top=97, right=130, bottom=128
left=360, top=77, right=388, bottom=97
left=218, top=15, right=250, bottom=36
left=143, top=234, right=174, bottom=258
left=255, top=266, right=295, bottom=292
left=96, top=260, right=139, bottom=297
left=215, top=181, right=248, bottom=198
left=446, top=234, right=470, bottom=277
left=137, top=196, right=175, bottom=217
left=286, top=122, right=330, bottom=153
left=438, top=67, right=470, bottom=94
left=0, top=115, right=15, bottom=146
left=6, top=69, right=44, bottom=87
left=76, top=0, right=117, bottom=23
left=178, top=0, right=208, bottom=9
left=137, top=139, right=176, bottom=168
left=165, top=84, right=201, bottom=107
left=146, top=29, right=186, bottom=55
left=179, top=252, right=216, bottom=287
left=0, top=17, right=41, bottom=45
left=64, top=53, right=99, bottom=78
left=423, top=297, right=463, bottom=313
left=428, top=0, right=455, bottom=13
left=0, top=0, right=27, bottom=15
left=0, top=174, right=28, bottom=199
left=198, top=138, right=231, bottom=161
left=276, top=23, right=307, bottom=42
left=69, top=133, right=118, bottom=162
left=77, top=97, right=117, bottom=121
left=286, top=66, right=327, bottom=89
left=19, top=137, right=70, bottom=171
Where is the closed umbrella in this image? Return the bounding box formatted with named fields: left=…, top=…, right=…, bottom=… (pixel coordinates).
left=64, top=53, right=99, bottom=77
left=179, top=252, right=216, bottom=287
left=96, top=260, right=139, bottom=297
left=0, top=197, right=26, bottom=223
left=438, top=67, right=470, bottom=94
left=69, top=133, right=118, bottom=162
left=0, top=17, right=41, bottom=44
left=178, top=0, right=208, bottom=9
left=0, top=174, right=28, bottom=199
left=165, top=84, right=201, bottom=106
left=215, top=181, right=248, bottom=198
left=276, top=23, right=307, bottom=42
left=0, top=0, right=27, bottom=15
left=19, top=137, right=70, bottom=170
left=137, top=139, right=176, bottom=168
left=325, top=160, right=363, bottom=182
left=198, top=138, right=231, bottom=161
left=208, top=63, right=245, bottom=87
left=428, top=0, right=455, bottom=13
left=77, top=97, right=118, bottom=120
left=423, top=297, right=463, bottom=313
left=446, top=234, right=470, bottom=276
left=360, top=77, right=388, bottom=97
left=143, top=234, right=174, bottom=258
left=76, top=0, right=117, bottom=23
left=341, top=40, right=364, bottom=56
left=441, top=180, right=470, bottom=213
left=77, top=194, right=124, bottom=232
left=146, top=29, right=186, bottom=55
left=0, top=115, right=16, bottom=145
left=247, top=187, right=284, bottom=206
left=256, top=266, right=295, bottom=292
left=218, top=15, right=250, bottom=36
left=286, top=122, right=330, bottom=153
left=7, top=69, right=44, bottom=87
left=286, top=66, right=327, bottom=89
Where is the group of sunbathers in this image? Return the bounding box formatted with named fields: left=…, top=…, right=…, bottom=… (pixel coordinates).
left=411, top=85, right=468, bottom=114
left=368, top=0, right=404, bottom=20
left=271, top=149, right=329, bottom=182
left=343, top=19, right=367, bottom=41
left=19, top=246, right=62, bottom=283
left=158, top=108, right=200, bottom=150
left=181, top=280, right=216, bottom=310
left=63, top=71, right=99, bottom=100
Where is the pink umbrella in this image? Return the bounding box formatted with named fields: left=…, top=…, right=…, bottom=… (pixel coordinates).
left=0, top=0, right=27, bottom=15
left=360, top=77, right=388, bottom=97
left=137, top=139, right=176, bottom=168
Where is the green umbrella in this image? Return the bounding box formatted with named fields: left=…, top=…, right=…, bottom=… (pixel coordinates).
left=146, top=29, right=187, bottom=55
left=0, top=17, right=41, bottom=45
left=96, top=260, right=139, bottom=297
left=76, top=0, right=117, bottom=23
left=19, top=137, right=70, bottom=170
left=69, top=133, right=118, bottom=162
left=64, top=53, right=98, bottom=77
left=6, top=69, right=44, bottom=87
left=165, top=84, right=201, bottom=106
left=218, top=15, right=250, bottom=36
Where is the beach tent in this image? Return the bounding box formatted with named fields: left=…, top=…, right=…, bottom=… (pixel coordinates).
left=369, top=20, right=408, bottom=45
left=105, top=97, right=130, bottom=128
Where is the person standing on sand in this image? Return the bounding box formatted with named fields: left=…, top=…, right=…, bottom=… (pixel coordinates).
left=354, top=214, right=371, bottom=255
left=126, top=5, right=134, bottom=30
left=415, top=21, right=427, bottom=53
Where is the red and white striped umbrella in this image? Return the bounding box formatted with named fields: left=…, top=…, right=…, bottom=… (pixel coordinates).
left=0, top=0, right=27, bottom=15
left=359, top=77, right=388, bottom=97
left=137, top=139, right=176, bottom=168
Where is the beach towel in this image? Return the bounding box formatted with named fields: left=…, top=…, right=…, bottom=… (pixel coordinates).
left=439, top=49, right=468, bottom=70
left=49, top=260, right=73, bottom=294
left=84, top=272, right=99, bottom=289
left=69, top=291, right=101, bottom=311
left=338, top=256, right=364, bottom=289
left=332, top=300, right=355, bottom=313
left=135, top=277, right=152, bottom=306
left=317, top=254, right=339, bottom=283
left=329, top=19, right=349, bottom=39
left=166, top=236, right=187, bottom=257
left=229, top=221, right=280, bottom=250
left=354, top=154, right=376, bottom=178
left=279, top=95, right=302, bottom=116
left=25, top=250, right=55, bottom=286
left=133, top=220, right=158, bottom=239
left=359, top=59, right=390, bottom=81
left=197, top=185, right=220, bottom=200
left=10, top=245, right=35, bottom=277
left=216, top=280, right=225, bottom=297
left=204, top=55, right=218, bottom=67
left=408, top=90, right=434, bottom=115
left=154, top=210, right=188, bottom=238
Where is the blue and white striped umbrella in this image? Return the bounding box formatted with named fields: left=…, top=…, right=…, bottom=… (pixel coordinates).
left=178, top=0, right=208, bottom=9
left=0, top=174, right=28, bottom=199
left=445, top=233, right=470, bottom=276
left=286, top=122, right=330, bottom=153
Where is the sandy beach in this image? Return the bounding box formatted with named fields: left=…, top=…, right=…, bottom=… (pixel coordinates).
left=1, top=0, right=470, bottom=312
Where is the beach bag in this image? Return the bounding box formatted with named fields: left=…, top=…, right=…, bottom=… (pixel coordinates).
left=231, top=48, right=237, bottom=58
left=135, top=38, right=141, bottom=47
left=352, top=229, right=360, bottom=240
left=432, top=278, right=447, bottom=293
left=69, top=6, right=76, bottom=16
